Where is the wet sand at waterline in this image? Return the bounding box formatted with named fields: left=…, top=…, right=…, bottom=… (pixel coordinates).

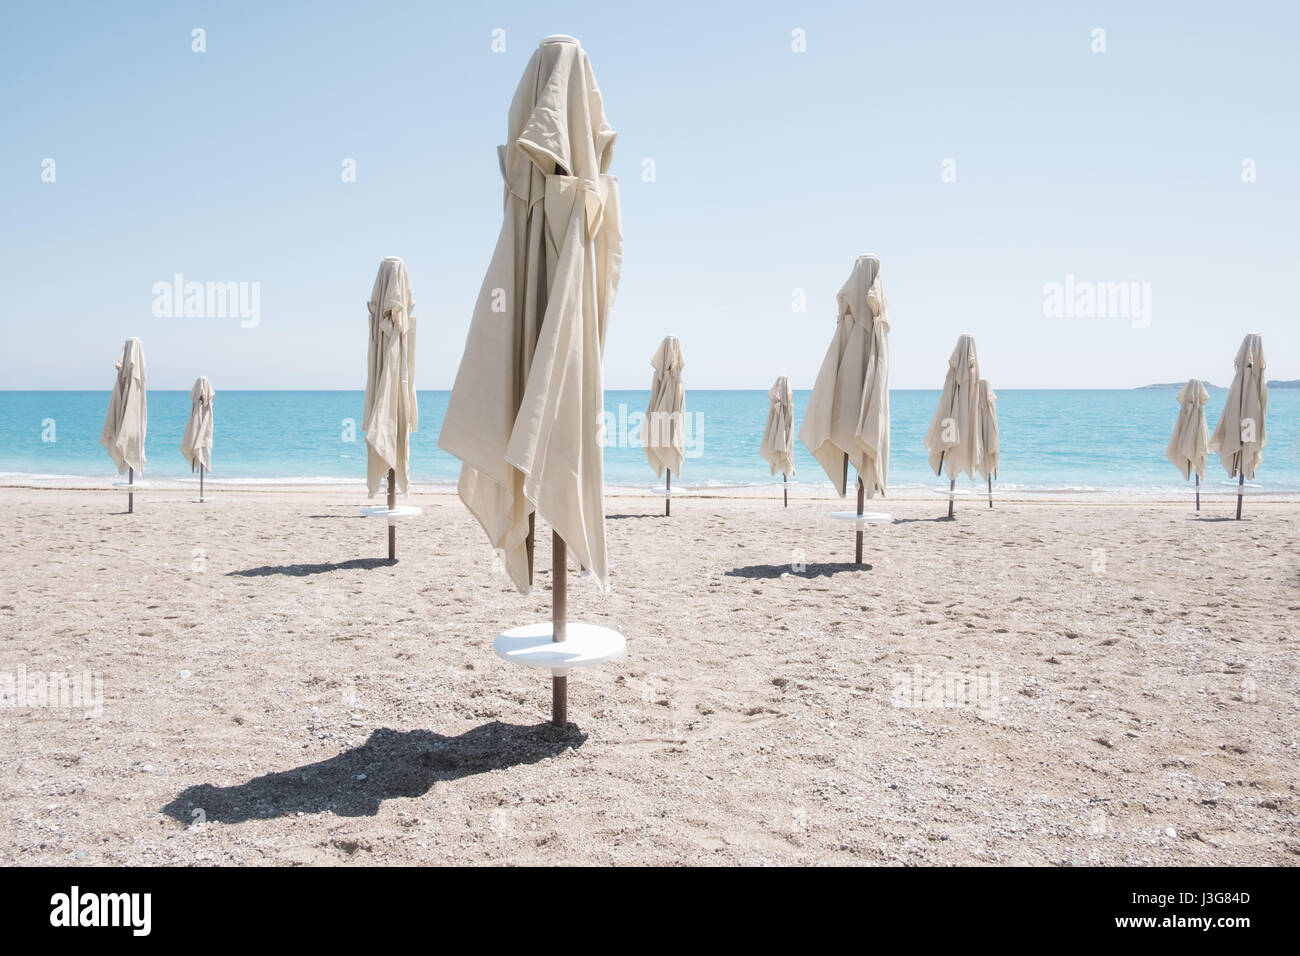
left=0, top=487, right=1296, bottom=865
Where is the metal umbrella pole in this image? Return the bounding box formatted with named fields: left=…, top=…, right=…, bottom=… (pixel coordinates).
left=552, top=532, right=567, bottom=727
left=387, top=468, right=397, bottom=559
left=855, top=476, right=865, bottom=565
left=937, top=449, right=948, bottom=518
left=841, top=452, right=867, bottom=565
left=1233, top=380, right=1247, bottom=519
left=842, top=453, right=849, bottom=560
left=526, top=512, right=535, bottom=583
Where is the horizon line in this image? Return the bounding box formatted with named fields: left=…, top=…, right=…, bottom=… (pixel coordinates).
left=0, top=383, right=1279, bottom=392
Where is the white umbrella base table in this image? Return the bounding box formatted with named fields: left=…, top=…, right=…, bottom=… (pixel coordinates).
left=361, top=505, right=423, bottom=522
left=830, top=510, right=892, bottom=528
left=362, top=505, right=421, bottom=561
left=494, top=621, right=626, bottom=677
left=830, top=510, right=890, bottom=566
left=1200, top=485, right=1263, bottom=498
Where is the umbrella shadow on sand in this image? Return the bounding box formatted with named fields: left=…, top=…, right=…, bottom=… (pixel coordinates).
left=226, top=558, right=396, bottom=577
left=160, top=723, right=585, bottom=824
left=726, top=562, right=871, bottom=579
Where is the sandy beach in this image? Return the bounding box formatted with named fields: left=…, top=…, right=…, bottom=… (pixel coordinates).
left=0, top=486, right=1295, bottom=866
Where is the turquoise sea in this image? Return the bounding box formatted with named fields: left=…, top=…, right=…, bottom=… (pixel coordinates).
left=1, top=389, right=1297, bottom=497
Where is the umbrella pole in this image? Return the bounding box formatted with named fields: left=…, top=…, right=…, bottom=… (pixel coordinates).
left=552, top=531, right=567, bottom=727
left=936, top=450, right=946, bottom=519
left=1195, top=473, right=1200, bottom=512
left=855, top=476, right=865, bottom=566
left=987, top=474, right=993, bottom=509
left=666, top=469, right=671, bottom=517
left=949, top=478, right=956, bottom=519
left=387, top=468, right=396, bottom=560
left=200, top=464, right=205, bottom=503
left=527, top=512, right=535, bottom=584
left=1236, top=470, right=1244, bottom=520
left=128, top=467, right=134, bottom=514
left=841, top=453, right=850, bottom=561
left=783, top=473, right=788, bottom=508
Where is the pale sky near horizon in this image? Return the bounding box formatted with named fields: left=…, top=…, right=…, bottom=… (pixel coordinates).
left=2, top=1, right=1296, bottom=390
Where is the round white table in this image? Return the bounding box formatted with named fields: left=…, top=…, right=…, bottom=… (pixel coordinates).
left=1219, top=481, right=1262, bottom=492
left=830, top=510, right=892, bottom=528
left=361, top=505, right=423, bottom=521
left=494, top=621, right=626, bottom=677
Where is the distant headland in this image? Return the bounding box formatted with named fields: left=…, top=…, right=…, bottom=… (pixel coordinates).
left=1138, top=380, right=1298, bottom=389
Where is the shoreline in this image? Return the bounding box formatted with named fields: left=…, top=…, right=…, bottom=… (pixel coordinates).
left=1, top=477, right=1295, bottom=505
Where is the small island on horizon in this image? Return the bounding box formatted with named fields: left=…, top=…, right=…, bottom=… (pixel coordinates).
left=1138, top=379, right=1298, bottom=389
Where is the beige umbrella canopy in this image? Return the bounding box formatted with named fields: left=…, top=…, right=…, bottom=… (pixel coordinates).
left=1167, top=378, right=1210, bottom=512
left=799, top=254, right=890, bottom=498
left=642, top=336, right=685, bottom=514
left=181, top=376, right=214, bottom=500
left=439, top=34, right=622, bottom=598
left=760, top=376, right=795, bottom=477
left=924, top=334, right=981, bottom=518
left=1210, top=334, right=1267, bottom=518
left=100, top=337, right=147, bottom=513
left=1166, top=379, right=1210, bottom=480
left=761, top=375, right=795, bottom=507
left=1211, top=335, right=1267, bottom=478
left=976, top=379, right=999, bottom=507
left=181, top=376, right=214, bottom=471
left=924, top=334, right=982, bottom=479
left=364, top=256, right=418, bottom=499
left=101, top=337, right=147, bottom=475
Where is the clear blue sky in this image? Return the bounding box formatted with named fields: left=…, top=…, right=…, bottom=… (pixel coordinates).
left=2, top=1, right=1296, bottom=390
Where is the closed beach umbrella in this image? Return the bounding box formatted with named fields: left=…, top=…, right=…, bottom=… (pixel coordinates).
left=438, top=35, right=624, bottom=725
left=642, top=335, right=685, bottom=514
left=924, top=334, right=981, bottom=516
left=363, top=257, right=418, bottom=559
left=101, top=337, right=147, bottom=513
left=364, top=257, right=418, bottom=497
left=799, top=254, right=890, bottom=497
left=1166, top=378, right=1210, bottom=510
left=799, top=254, right=890, bottom=564
left=1210, top=334, right=1267, bottom=518
left=977, top=379, right=999, bottom=508
left=440, top=35, right=620, bottom=594
left=760, top=375, right=795, bottom=506
left=181, top=376, right=214, bottom=501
